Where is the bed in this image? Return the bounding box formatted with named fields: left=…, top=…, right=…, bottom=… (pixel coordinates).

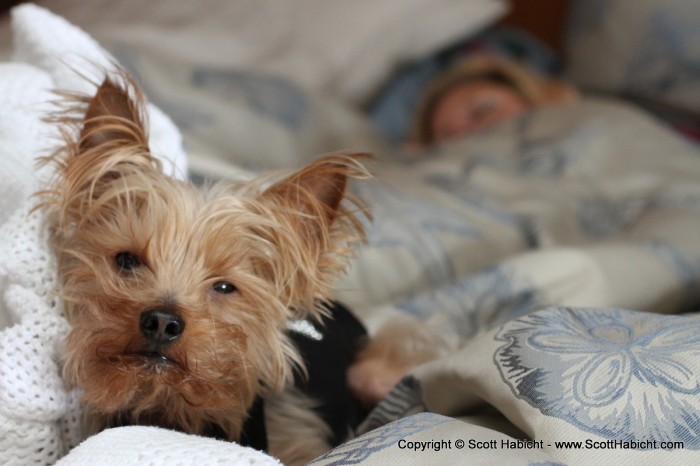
left=1, top=2, right=699, bottom=465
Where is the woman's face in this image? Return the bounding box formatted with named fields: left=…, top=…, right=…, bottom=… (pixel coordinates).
left=430, top=79, right=529, bottom=142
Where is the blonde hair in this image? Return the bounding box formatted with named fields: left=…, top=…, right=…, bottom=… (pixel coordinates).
left=412, top=55, right=578, bottom=145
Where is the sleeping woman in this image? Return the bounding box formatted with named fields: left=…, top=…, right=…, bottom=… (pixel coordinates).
left=411, top=55, right=578, bottom=146
left=369, top=28, right=578, bottom=149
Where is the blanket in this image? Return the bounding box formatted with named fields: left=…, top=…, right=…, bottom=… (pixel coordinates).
left=2, top=4, right=700, bottom=466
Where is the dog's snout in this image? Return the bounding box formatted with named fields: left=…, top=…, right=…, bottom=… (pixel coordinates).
left=140, top=309, right=185, bottom=346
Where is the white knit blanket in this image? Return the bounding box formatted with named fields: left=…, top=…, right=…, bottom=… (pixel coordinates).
left=0, top=5, right=278, bottom=465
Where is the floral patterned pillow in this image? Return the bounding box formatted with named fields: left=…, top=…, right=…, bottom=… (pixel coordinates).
left=495, top=308, right=700, bottom=450
left=341, top=307, right=700, bottom=465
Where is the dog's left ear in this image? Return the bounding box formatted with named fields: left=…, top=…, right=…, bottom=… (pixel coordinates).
left=261, top=154, right=368, bottom=240
left=258, top=154, right=369, bottom=312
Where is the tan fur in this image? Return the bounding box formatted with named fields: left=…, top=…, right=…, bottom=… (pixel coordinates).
left=37, top=70, right=371, bottom=463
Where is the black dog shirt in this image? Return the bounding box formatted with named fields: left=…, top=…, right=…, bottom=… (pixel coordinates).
left=240, top=301, right=368, bottom=451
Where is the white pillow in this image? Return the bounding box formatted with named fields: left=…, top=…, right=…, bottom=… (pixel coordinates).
left=565, top=0, right=700, bottom=112
left=32, top=0, right=509, bottom=105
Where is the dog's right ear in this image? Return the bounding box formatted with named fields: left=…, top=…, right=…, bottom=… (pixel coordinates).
left=79, top=77, right=150, bottom=152
left=46, top=75, right=163, bottom=227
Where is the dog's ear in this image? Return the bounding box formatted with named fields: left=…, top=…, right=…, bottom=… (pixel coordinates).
left=264, top=156, right=348, bottom=228
left=46, top=75, right=163, bottom=228
left=257, top=154, right=370, bottom=314
left=261, top=154, right=369, bottom=242
left=79, top=77, right=150, bottom=152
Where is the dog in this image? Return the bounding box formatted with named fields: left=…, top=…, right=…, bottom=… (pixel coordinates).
left=36, top=69, right=386, bottom=464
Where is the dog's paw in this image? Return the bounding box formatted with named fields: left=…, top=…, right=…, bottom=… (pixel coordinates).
left=346, top=314, right=460, bottom=407
left=347, top=353, right=408, bottom=407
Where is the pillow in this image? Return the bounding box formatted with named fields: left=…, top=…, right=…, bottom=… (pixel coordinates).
left=565, top=0, right=700, bottom=113
left=398, top=308, right=700, bottom=465
left=104, top=49, right=392, bottom=177
left=31, top=0, right=509, bottom=106
left=313, top=413, right=562, bottom=465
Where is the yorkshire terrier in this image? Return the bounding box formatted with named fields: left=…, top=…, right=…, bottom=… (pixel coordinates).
left=39, top=70, right=452, bottom=465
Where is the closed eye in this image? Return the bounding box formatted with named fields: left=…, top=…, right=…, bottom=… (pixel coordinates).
left=471, top=99, right=498, bottom=120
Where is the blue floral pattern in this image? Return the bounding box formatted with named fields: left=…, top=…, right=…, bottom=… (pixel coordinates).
left=356, top=182, right=481, bottom=285
left=567, top=0, right=700, bottom=112
left=112, top=49, right=215, bottom=131
left=625, top=8, right=700, bottom=95
left=577, top=196, right=650, bottom=238
left=495, top=308, right=700, bottom=448
left=514, top=118, right=599, bottom=175
left=309, top=412, right=451, bottom=465
left=647, top=241, right=700, bottom=313
left=398, top=267, right=544, bottom=339
left=423, top=172, right=537, bottom=248
left=192, top=68, right=309, bottom=129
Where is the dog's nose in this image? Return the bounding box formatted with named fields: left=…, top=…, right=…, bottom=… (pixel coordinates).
left=140, top=309, right=185, bottom=346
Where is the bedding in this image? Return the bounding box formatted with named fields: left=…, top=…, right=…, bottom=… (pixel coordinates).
left=565, top=0, right=700, bottom=114
left=2, top=4, right=700, bottom=466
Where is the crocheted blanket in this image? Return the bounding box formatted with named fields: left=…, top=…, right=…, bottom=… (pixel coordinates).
left=0, top=5, right=278, bottom=465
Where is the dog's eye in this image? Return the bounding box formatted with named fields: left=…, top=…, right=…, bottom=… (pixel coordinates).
left=213, top=281, right=237, bottom=294
left=115, top=252, right=142, bottom=272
